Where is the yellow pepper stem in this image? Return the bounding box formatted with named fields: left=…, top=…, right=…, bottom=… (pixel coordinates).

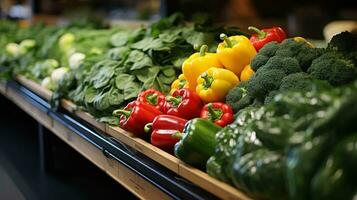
left=201, top=72, right=214, bottom=89
left=220, top=33, right=235, bottom=48
left=199, top=45, right=208, bottom=56
left=178, top=79, right=187, bottom=89
left=248, top=26, right=267, bottom=39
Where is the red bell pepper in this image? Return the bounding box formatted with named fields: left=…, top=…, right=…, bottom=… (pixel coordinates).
left=163, top=88, right=203, bottom=119
left=145, top=115, right=187, bottom=133
left=248, top=26, right=286, bottom=51
left=112, top=101, right=162, bottom=138
left=200, top=102, right=234, bottom=127
left=137, top=89, right=166, bottom=112
left=145, top=115, right=187, bottom=153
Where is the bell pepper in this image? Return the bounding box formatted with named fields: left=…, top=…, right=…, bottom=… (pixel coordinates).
left=170, top=74, right=189, bottom=95
left=164, top=88, right=203, bottom=119
left=112, top=101, right=162, bottom=138
left=217, top=34, right=256, bottom=76
left=248, top=26, right=286, bottom=51
left=137, top=89, right=166, bottom=112
left=174, top=118, right=222, bottom=169
left=196, top=67, right=239, bottom=103
left=293, top=36, right=315, bottom=48
left=182, top=45, right=223, bottom=91
left=200, top=103, right=234, bottom=127
left=240, top=64, right=254, bottom=82
left=145, top=115, right=187, bottom=153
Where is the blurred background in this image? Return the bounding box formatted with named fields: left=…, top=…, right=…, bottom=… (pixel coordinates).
left=0, top=0, right=356, bottom=39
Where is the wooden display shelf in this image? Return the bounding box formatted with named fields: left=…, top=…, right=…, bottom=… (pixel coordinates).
left=12, top=75, right=252, bottom=200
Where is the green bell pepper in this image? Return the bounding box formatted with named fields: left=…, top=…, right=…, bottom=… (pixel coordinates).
left=174, top=118, right=221, bottom=169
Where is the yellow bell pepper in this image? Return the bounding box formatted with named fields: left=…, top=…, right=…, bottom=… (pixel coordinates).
left=196, top=67, right=239, bottom=103
left=240, top=64, right=254, bottom=82
left=182, top=45, right=223, bottom=91
left=293, top=37, right=315, bottom=48
left=170, top=74, right=189, bottom=94
left=216, top=34, right=257, bottom=76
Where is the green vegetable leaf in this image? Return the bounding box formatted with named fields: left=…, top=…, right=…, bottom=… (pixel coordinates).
left=110, top=31, right=130, bottom=47
left=92, top=65, right=115, bottom=89
left=115, top=74, right=136, bottom=90
left=124, top=50, right=153, bottom=70
left=124, top=82, right=141, bottom=100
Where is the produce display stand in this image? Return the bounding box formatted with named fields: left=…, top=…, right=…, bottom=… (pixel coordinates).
left=0, top=76, right=252, bottom=200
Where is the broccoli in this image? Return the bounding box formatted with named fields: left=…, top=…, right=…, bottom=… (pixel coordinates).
left=279, top=72, right=315, bottom=92
left=247, top=68, right=286, bottom=100
left=251, top=54, right=269, bottom=72
left=259, top=41, right=280, bottom=57
left=328, top=31, right=357, bottom=54
left=225, top=33, right=355, bottom=111
left=225, top=81, right=253, bottom=112
left=264, top=56, right=301, bottom=75
left=295, top=47, right=323, bottom=71
left=274, top=39, right=307, bottom=57
left=327, top=31, right=357, bottom=66
left=308, top=52, right=357, bottom=86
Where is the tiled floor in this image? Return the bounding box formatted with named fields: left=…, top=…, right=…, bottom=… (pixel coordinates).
left=0, top=96, right=136, bottom=200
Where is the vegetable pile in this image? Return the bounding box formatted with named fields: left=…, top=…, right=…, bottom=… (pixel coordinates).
left=1, top=16, right=357, bottom=200
left=226, top=32, right=357, bottom=112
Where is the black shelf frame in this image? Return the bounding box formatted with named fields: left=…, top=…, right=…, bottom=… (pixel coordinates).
left=4, top=80, right=218, bottom=200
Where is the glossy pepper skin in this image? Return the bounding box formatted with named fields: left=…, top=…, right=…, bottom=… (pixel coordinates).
left=174, top=118, right=222, bottom=169
left=137, top=89, right=166, bottom=112
left=146, top=115, right=188, bottom=153
left=182, top=45, right=223, bottom=91
left=217, top=34, right=256, bottom=76
left=240, top=64, right=254, bottom=82
left=196, top=67, right=239, bottom=103
left=200, top=103, right=234, bottom=127
left=164, top=88, right=203, bottom=119
left=112, top=101, right=162, bottom=138
left=170, top=74, right=189, bottom=95
left=248, top=26, right=286, bottom=51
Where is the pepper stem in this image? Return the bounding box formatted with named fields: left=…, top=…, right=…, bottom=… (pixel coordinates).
left=166, top=96, right=182, bottom=107
left=201, top=72, right=214, bottom=89
left=178, top=79, right=187, bottom=89
left=248, top=26, right=267, bottom=39
left=144, top=123, right=152, bottom=133
left=113, top=109, right=131, bottom=118
left=146, top=93, right=158, bottom=105
left=220, top=33, right=234, bottom=48
left=207, top=103, right=223, bottom=121
left=172, top=131, right=183, bottom=139
left=199, top=45, right=208, bottom=56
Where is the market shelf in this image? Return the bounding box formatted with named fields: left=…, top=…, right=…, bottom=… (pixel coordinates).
left=0, top=77, right=252, bottom=200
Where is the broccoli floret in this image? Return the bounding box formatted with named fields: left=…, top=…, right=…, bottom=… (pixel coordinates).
left=295, top=47, right=323, bottom=71
left=251, top=54, right=269, bottom=72
left=259, top=41, right=280, bottom=57
left=308, top=52, right=357, bottom=86
left=279, top=72, right=315, bottom=92
left=264, top=90, right=280, bottom=104
left=264, top=56, right=301, bottom=75
left=328, top=31, right=357, bottom=54
left=247, top=68, right=286, bottom=100
left=275, top=39, right=305, bottom=57
left=225, top=81, right=252, bottom=112
left=327, top=31, right=357, bottom=66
